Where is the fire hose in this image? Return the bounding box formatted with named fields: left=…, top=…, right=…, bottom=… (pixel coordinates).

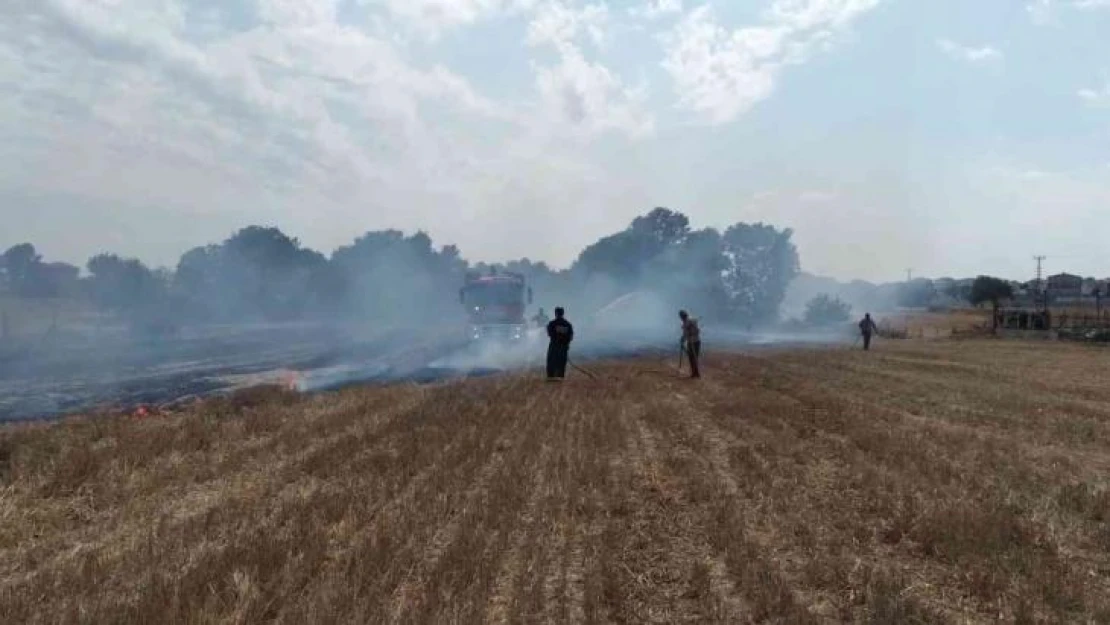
left=567, top=358, right=600, bottom=380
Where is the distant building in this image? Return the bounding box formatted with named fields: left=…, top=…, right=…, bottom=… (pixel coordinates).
left=933, top=277, right=955, bottom=292
left=1046, top=273, right=1083, bottom=302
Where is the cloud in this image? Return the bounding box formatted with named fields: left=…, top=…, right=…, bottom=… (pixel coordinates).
left=533, top=46, right=654, bottom=137
left=524, top=2, right=652, bottom=137
left=526, top=1, right=609, bottom=50
left=0, top=0, right=668, bottom=269
left=660, top=0, right=881, bottom=124
left=1026, top=0, right=1056, bottom=24
left=629, top=0, right=684, bottom=20
left=936, top=38, right=1003, bottom=64
left=798, top=190, right=838, bottom=202
left=1027, top=0, right=1110, bottom=23
left=1078, top=83, right=1110, bottom=107
left=376, top=0, right=537, bottom=37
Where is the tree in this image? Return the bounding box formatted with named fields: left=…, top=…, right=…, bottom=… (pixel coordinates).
left=897, top=279, right=937, bottom=309
left=86, top=254, right=165, bottom=312
left=650, top=228, right=729, bottom=319
left=330, top=229, right=466, bottom=324
left=1, top=243, right=43, bottom=295
left=719, top=223, right=800, bottom=325
left=173, top=226, right=331, bottom=322
left=629, top=207, right=690, bottom=249
left=969, top=275, right=1013, bottom=331
left=26, top=262, right=79, bottom=298
left=804, top=294, right=851, bottom=327
left=572, top=207, right=690, bottom=284
left=944, top=282, right=973, bottom=304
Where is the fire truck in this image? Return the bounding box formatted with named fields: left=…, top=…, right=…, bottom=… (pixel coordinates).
left=459, top=270, right=533, bottom=342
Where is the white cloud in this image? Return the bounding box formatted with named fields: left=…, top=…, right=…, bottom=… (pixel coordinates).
left=798, top=190, right=838, bottom=202
left=1027, top=0, right=1110, bottom=24
left=660, top=0, right=881, bottom=124
left=533, top=46, right=654, bottom=137
left=629, top=0, right=683, bottom=20
left=526, top=2, right=609, bottom=50
left=523, top=2, right=653, bottom=138
left=376, top=0, right=537, bottom=36
left=1026, top=0, right=1056, bottom=24
left=0, top=0, right=666, bottom=267
left=936, top=38, right=1003, bottom=64
left=1078, top=83, right=1110, bottom=107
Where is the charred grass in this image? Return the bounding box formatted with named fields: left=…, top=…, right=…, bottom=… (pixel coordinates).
left=3, top=339, right=1110, bottom=623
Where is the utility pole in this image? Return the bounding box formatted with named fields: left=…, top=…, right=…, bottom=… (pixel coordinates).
left=1033, top=255, right=1047, bottom=314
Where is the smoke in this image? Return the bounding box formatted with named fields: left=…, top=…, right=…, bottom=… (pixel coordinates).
left=428, top=329, right=547, bottom=372
left=2, top=209, right=810, bottom=421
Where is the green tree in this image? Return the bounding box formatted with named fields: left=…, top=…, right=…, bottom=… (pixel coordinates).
left=86, top=254, right=164, bottom=312
left=804, top=294, right=851, bottom=326
left=969, top=275, right=1013, bottom=331
left=174, top=226, right=329, bottom=322
left=1, top=243, right=42, bottom=295
left=719, top=223, right=800, bottom=325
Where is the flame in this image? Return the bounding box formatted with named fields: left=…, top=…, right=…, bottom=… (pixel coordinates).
left=281, top=370, right=303, bottom=392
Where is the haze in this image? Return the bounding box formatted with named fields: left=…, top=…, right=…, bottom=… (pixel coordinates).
left=2, top=0, right=1108, bottom=282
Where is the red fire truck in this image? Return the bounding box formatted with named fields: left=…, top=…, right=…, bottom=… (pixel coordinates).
left=459, top=270, right=533, bottom=342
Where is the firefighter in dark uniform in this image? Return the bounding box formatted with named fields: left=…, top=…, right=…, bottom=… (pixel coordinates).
left=859, top=312, right=878, bottom=351
left=532, top=307, right=549, bottom=328
left=679, top=310, right=701, bottom=378
left=546, top=307, right=573, bottom=379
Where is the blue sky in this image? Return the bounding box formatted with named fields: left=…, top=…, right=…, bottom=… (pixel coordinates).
left=1, top=0, right=1107, bottom=282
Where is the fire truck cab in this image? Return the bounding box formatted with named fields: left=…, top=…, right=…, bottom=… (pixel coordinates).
left=459, top=270, right=533, bottom=342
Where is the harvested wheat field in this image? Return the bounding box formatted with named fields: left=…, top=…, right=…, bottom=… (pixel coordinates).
left=3, top=339, right=1110, bottom=624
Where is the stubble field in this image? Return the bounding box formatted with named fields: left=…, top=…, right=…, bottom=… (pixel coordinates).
left=2, top=338, right=1110, bottom=623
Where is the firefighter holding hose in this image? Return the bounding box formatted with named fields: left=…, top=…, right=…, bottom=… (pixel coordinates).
left=546, top=307, right=573, bottom=379
left=679, top=310, right=701, bottom=379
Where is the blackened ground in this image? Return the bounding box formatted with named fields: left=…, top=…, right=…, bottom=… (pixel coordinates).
left=0, top=323, right=468, bottom=421
left=0, top=322, right=846, bottom=422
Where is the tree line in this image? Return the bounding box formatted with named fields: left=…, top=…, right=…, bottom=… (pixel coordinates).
left=0, top=208, right=801, bottom=333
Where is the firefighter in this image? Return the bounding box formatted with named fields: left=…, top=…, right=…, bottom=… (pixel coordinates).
left=679, top=310, right=701, bottom=378
left=546, top=307, right=573, bottom=379
left=859, top=312, right=878, bottom=350
left=532, top=307, right=549, bottom=328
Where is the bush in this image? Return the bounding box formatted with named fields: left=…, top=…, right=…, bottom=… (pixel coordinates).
left=804, top=294, right=851, bottom=327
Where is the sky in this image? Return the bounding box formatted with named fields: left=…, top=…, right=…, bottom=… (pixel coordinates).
left=0, top=0, right=1108, bottom=282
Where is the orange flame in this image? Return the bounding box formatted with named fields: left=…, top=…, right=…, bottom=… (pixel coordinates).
left=281, top=370, right=302, bottom=392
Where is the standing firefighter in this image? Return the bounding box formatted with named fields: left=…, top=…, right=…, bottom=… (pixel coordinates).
left=679, top=310, right=701, bottom=378
left=532, top=307, right=549, bottom=328
left=546, top=307, right=573, bottom=379
left=859, top=312, right=878, bottom=351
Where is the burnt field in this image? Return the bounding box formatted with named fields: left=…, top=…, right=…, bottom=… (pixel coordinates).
left=0, top=323, right=476, bottom=422
left=0, top=321, right=836, bottom=422
left=3, top=339, right=1110, bottom=623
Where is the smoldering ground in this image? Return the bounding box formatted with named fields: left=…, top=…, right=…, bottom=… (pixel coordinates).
left=0, top=299, right=849, bottom=422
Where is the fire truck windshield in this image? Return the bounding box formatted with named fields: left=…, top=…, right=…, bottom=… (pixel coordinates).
left=463, top=282, right=523, bottom=308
